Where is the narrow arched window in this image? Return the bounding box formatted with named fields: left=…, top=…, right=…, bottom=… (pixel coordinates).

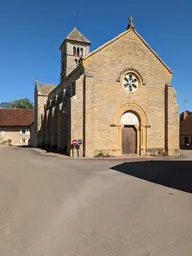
left=73, top=47, right=76, bottom=56
left=77, top=47, right=79, bottom=56
left=80, top=48, right=83, bottom=56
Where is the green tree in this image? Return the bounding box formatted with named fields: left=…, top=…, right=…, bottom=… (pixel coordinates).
left=0, top=98, right=34, bottom=109
left=0, top=102, right=12, bottom=108
left=10, top=98, right=34, bottom=109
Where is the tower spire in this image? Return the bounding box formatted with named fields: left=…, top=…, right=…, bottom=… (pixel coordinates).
left=74, top=12, right=77, bottom=28
left=35, top=78, right=40, bottom=90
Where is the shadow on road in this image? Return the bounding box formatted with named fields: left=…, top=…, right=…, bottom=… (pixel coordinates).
left=111, top=161, right=192, bottom=194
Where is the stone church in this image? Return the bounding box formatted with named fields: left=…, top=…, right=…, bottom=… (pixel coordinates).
left=33, top=17, right=179, bottom=157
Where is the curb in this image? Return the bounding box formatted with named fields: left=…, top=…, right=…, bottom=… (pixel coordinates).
left=30, top=148, right=179, bottom=161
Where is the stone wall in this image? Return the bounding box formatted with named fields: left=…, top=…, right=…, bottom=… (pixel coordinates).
left=35, top=26, right=179, bottom=157
left=60, top=41, right=90, bottom=82
left=34, top=90, right=49, bottom=147
left=81, top=28, right=178, bottom=156
left=43, top=66, right=84, bottom=154
left=165, top=85, right=180, bottom=156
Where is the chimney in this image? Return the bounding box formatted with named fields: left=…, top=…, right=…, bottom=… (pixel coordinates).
left=183, top=111, right=188, bottom=120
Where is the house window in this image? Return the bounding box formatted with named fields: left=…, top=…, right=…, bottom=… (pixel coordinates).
left=71, top=82, right=76, bottom=97
left=80, top=48, right=83, bottom=56
left=73, top=47, right=76, bottom=56
left=20, top=129, right=25, bottom=134
left=65, top=87, right=71, bottom=98
left=20, top=129, right=30, bottom=135
left=20, top=138, right=26, bottom=144
left=77, top=47, right=79, bottom=56
left=184, top=136, right=189, bottom=145
left=1, top=130, right=5, bottom=136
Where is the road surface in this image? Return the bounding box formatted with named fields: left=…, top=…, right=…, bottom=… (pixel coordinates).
left=0, top=147, right=192, bottom=256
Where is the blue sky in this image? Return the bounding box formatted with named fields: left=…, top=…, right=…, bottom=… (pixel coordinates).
left=0, top=0, right=191, bottom=112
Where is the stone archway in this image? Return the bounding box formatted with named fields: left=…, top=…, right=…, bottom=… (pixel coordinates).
left=121, top=111, right=140, bottom=154
left=115, top=103, right=148, bottom=155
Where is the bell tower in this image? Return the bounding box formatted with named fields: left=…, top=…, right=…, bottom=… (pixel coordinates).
left=59, top=27, right=91, bottom=83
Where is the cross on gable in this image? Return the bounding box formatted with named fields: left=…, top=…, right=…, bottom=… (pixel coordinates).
left=127, top=16, right=135, bottom=30
left=129, top=16, right=133, bottom=24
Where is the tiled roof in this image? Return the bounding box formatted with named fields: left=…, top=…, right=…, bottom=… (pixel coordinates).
left=0, top=109, right=34, bottom=127
left=38, top=84, right=57, bottom=95
left=180, top=115, right=192, bottom=135
left=66, top=27, right=91, bottom=43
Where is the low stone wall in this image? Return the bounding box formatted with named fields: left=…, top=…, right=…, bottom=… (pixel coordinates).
left=0, top=139, right=11, bottom=147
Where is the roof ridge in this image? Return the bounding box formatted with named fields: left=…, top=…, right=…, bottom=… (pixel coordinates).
left=83, top=27, right=171, bottom=74
left=60, top=27, right=91, bottom=49
left=40, top=83, right=57, bottom=85
left=66, top=27, right=91, bottom=43
left=0, top=108, right=34, bottom=110
left=83, top=29, right=129, bottom=60
left=134, top=30, right=172, bottom=74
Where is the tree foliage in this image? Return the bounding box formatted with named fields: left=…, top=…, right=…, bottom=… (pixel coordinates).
left=0, top=98, right=34, bottom=109
left=0, top=102, right=12, bottom=108
left=10, top=98, right=34, bottom=109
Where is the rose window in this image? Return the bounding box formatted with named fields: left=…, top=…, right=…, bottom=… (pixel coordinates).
left=123, top=73, right=138, bottom=92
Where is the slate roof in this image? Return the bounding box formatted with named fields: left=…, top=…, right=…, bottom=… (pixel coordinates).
left=180, top=115, right=192, bottom=135
left=0, top=109, right=34, bottom=127
left=38, top=84, right=57, bottom=95
left=60, top=27, right=91, bottom=49
left=66, top=27, right=91, bottom=43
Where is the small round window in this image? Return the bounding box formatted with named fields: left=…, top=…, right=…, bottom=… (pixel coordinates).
left=123, top=73, right=139, bottom=92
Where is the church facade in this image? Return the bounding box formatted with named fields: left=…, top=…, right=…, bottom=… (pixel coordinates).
left=33, top=17, right=180, bottom=157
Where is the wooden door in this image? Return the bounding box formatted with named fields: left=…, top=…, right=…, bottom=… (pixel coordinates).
left=122, top=126, right=137, bottom=154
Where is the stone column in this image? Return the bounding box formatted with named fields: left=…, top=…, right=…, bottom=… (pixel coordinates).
left=83, top=74, right=94, bottom=157
left=51, top=107, right=58, bottom=149
left=140, top=126, right=147, bottom=156
left=57, top=103, right=62, bottom=151
left=135, top=125, right=140, bottom=155
left=50, top=107, right=54, bottom=148
left=42, top=112, right=46, bottom=148
left=165, top=85, right=180, bottom=156
left=46, top=109, right=52, bottom=149
left=45, top=110, right=48, bottom=149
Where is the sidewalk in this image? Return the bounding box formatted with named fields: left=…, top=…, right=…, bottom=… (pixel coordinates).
left=31, top=147, right=166, bottom=160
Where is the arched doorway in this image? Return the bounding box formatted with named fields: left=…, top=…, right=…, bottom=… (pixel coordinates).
left=120, top=111, right=140, bottom=154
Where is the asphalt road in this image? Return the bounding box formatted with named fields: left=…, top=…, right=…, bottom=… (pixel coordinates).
left=0, top=147, right=192, bottom=256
